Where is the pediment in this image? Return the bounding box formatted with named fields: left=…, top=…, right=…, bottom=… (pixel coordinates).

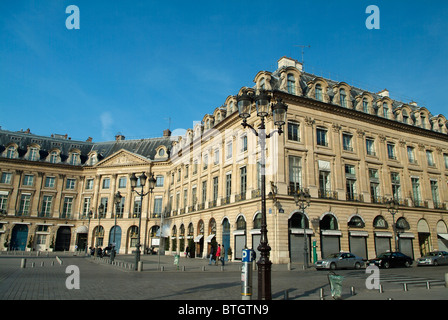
left=94, top=149, right=150, bottom=168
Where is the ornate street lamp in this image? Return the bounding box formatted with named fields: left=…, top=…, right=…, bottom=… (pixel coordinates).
left=294, top=188, right=311, bottom=268
left=130, top=172, right=156, bottom=270
left=237, top=89, right=288, bottom=300
left=85, top=210, right=93, bottom=254
left=386, top=198, right=399, bottom=252
left=110, top=191, right=122, bottom=262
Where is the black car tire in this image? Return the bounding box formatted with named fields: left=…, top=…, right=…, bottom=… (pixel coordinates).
left=404, top=260, right=411, bottom=268
left=330, top=263, right=336, bottom=270
left=434, top=260, right=439, bottom=266
left=383, top=261, right=390, bottom=269
left=354, top=262, right=361, bottom=269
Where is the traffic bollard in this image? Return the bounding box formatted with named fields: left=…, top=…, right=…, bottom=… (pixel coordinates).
left=241, top=249, right=254, bottom=300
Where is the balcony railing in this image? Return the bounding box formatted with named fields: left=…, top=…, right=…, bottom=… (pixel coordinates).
left=318, top=189, right=338, bottom=200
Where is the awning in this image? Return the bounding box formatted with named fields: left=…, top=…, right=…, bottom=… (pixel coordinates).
left=290, top=228, right=313, bottom=235
left=374, top=232, right=393, bottom=238
left=194, top=235, right=203, bottom=243
left=206, top=234, right=215, bottom=243
left=438, top=233, right=448, bottom=240
left=76, top=225, right=88, bottom=233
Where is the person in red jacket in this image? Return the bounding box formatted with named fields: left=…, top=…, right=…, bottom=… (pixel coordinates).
left=215, top=244, right=221, bottom=266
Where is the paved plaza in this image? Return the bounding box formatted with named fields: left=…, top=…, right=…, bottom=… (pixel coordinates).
left=0, top=252, right=447, bottom=301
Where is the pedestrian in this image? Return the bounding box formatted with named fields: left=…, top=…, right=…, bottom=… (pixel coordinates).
left=186, top=245, right=190, bottom=258
left=220, top=244, right=225, bottom=266
left=215, top=244, right=221, bottom=265
left=209, top=246, right=215, bottom=265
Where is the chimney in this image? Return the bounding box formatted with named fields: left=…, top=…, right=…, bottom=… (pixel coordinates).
left=277, top=56, right=303, bottom=71
left=377, top=89, right=389, bottom=98
left=115, top=133, right=125, bottom=141
left=163, top=129, right=171, bottom=137
left=86, top=137, right=93, bottom=142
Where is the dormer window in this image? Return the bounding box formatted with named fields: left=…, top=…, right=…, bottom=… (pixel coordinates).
left=402, top=110, right=409, bottom=124
left=383, top=102, right=389, bottom=119
left=340, top=89, right=347, bottom=108
left=287, top=74, right=295, bottom=95
left=69, top=152, right=80, bottom=165
left=28, top=147, right=39, bottom=161
left=362, top=98, right=369, bottom=113
left=49, top=151, right=59, bottom=164
left=315, top=84, right=323, bottom=101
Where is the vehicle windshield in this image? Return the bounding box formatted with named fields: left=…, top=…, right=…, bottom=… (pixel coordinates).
left=326, top=253, right=340, bottom=259
left=428, top=252, right=439, bottom=256
left=377, top=253, right=391, bottom=258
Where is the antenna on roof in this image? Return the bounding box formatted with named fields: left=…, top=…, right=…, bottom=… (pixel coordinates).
left=164, top=117, right=171, bottom=130
left=293, top=44, right=311, bottom=66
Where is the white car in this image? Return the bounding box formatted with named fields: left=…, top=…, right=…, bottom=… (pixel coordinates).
left=417, top=251, right=448, bottom=266
left=315, top=252, right=365, bottom=270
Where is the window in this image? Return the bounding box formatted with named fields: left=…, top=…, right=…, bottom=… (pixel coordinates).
left=342, top=133, right=353, bottom=151
left=289, top=156, right=302, bottom=192
left=183, top=189, right=188, bottom=209
left=82, top=197, right=91, bottom=216
left=102, top=178, right=110, bottom=189
left=23, top=174, right=34, bottom=186
left=407, top=146, right=416, bottom=164
left=345, top=165, right=357, bottom=201
left=6, top=146, right=16, bottom=159
left=411, top=177, right=422, bottom=206
left=214, top=149, right=220, bottom=165
left=85, top=179, right=94, bottom=190
left=156, top=175, right=164, bottom=187
left=369, top=169, right=380, bottom=203
left=362, top=98, right=369, bottom=113
left=240, top=167, right=247, bottom=196
left=133, top=198, right=141, bottom=217
left=431, top=180, right=440, bottom=207
left=202, top=180, right=207, bottom=205
left=19, top=194, right=31, bottom=215
left=66, top=178, right=76, bottom=190
left=402, top=110, right=409, bottom=124
left=213, top=177, right=219, bottom=202
left=61, top=198, right=71, bottom=217
left=118, top=177, right=127, bottom=188
left=49, top=151, right=58, bottom=164
left=366, top=138, right=376, bottom=156
left=444, top=154, right=448, bottom=169
left=28, top=147, right=39, bottom=161
left=241, top=135, right=248, bottom=152
left=387, top=143, right=396, bottom=160
left=45, top=177, right=56, bottom=188
left=383, top=102, right=389, bottom=119
left=69, top=153, right=80, bottom=165
left=316, top=128, right=328, bottom=146
left=288, top=122, right=300, bottom=142
left=116, top=197, right=125, bottom=218
left=315, top=84, right=323, bottom=101
left=0, top=194, right=8, bottom=213
left=100, top=197, right=108, bottom=216
left=225, top=173, right=232, bottom=200
left=203, top=154, right=208, bottom=170
left=319, top=170, right=331, bottom=198
left=391, top=172, right=401, bottom=202
left=287, top=74, right=296, bottom=95
left=41, top=195, right=53, bottom=216
left=340, top=88, right=347, bottom=108
left=426, top=150, right=435, bottom=167
left=226, top=141, right=233, bottom=159
left=1, top=172, right=13, bottom=184
left=153, top=197, right=163, bottom=217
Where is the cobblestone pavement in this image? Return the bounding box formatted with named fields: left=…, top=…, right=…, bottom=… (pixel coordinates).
left=0, top=252, right=447, bottom=301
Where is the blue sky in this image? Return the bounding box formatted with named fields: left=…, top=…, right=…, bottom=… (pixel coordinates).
left=0, top=1, right=447, bottom=142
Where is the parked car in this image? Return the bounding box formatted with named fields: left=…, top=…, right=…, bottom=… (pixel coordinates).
left=367, top=252, right=413, bottom=268
left=417, top=251, right=448, bottom=266
left=315, top=252, right=365, bottom=270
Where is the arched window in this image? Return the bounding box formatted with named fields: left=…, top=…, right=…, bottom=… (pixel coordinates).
left=253, top=212, right=262, bottom=229
left=320, top=214, right=338, bottom=230
left=287, top=74, right=295, bottom=95
left=348, top=215, right=365, bottom=228
left=373, top=215, right=388, bottom=229
left=315, top=84, right=323, bottom=101
left=236, top=216, right=246, bottom=230
left=340, top=89, right=347, bottom=108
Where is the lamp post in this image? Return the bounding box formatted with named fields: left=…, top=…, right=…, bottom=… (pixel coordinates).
left=386, top=198, right=399, bottom=252
left=130, top=172, right=156, bottom=271
left=94, top=203, right=104, bottom=257
left=85, top=210, right=93, bottom=255
left=294, top=188, right=311, bottom=268
left=110, top=191, right=122, bottom=262
left=237, top=89, right=288, bottom=300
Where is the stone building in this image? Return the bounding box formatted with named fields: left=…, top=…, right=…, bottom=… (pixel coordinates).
left=1, top=56, right=447, bottom=264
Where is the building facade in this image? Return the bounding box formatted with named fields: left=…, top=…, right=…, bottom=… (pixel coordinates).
left=1, top=57, right=448, bottom=264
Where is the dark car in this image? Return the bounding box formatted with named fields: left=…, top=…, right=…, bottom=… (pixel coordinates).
left=367, top=252, right=413, bottom=268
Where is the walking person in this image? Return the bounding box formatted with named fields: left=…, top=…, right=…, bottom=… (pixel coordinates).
left=209, top=245, right=215, bottom=265
left=220, top=244, right=225, bottom=266
left=215, top=244, right=221, bottom=265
